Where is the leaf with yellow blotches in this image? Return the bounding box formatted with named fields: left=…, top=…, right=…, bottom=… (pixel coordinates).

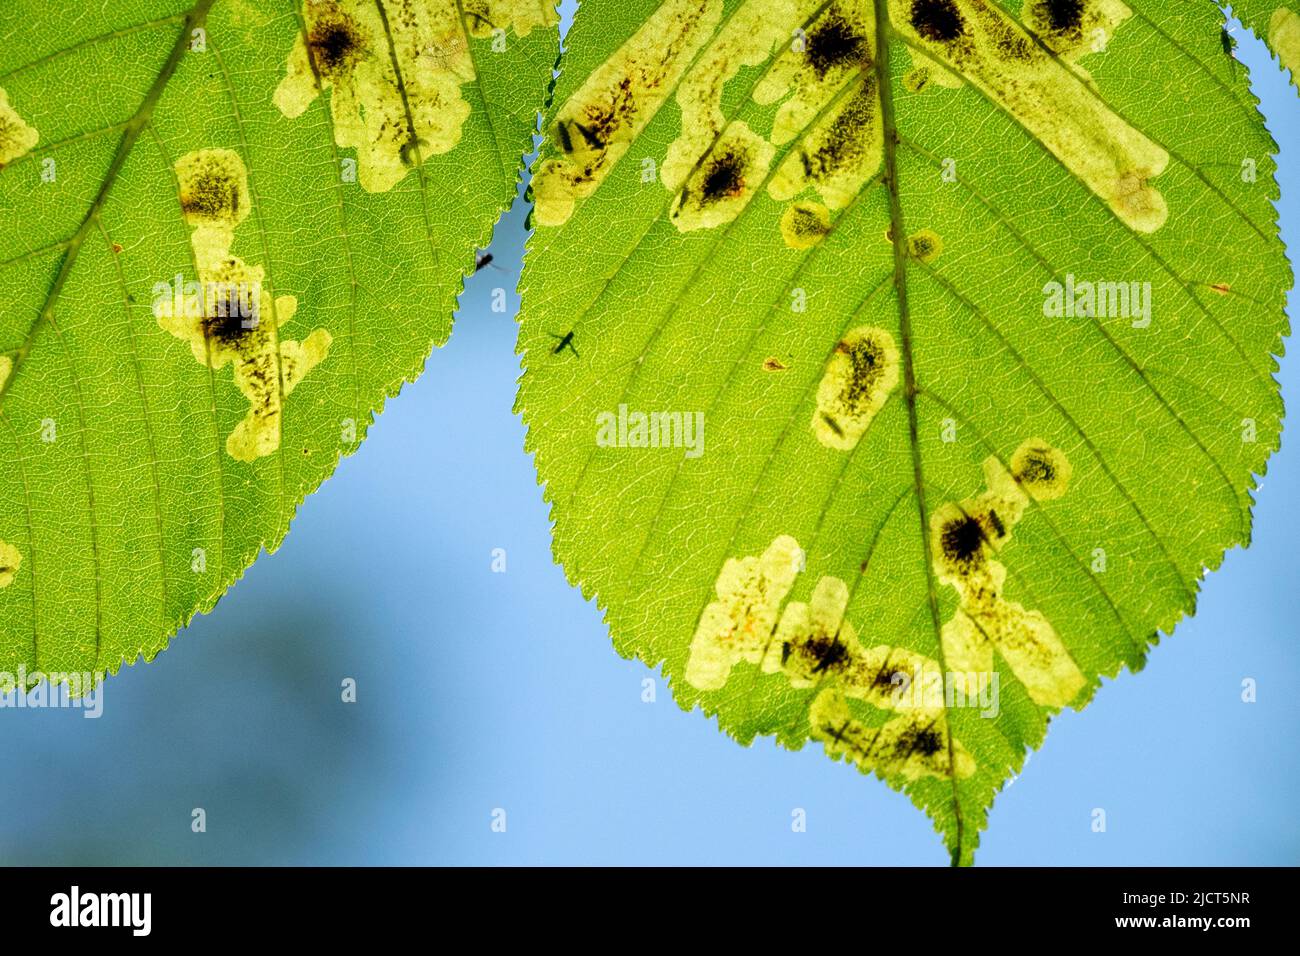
left=517, top=0, right=1293, bottom=863
left=0, top=3, right=557, bottom=686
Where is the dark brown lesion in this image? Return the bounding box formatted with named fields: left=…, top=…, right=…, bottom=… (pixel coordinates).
left=1033, top=0, right=1085, bottom=34
left=201, top=307, right=259, bottom=350
left=786, top=206, right=829, bottom=240
left=895, top=721, right=945, bottom=758
left=697, top=148, right=747, bottom=205
left=805, top=634, right=852, bottom=674
left=796, top=76, right=878, bottom=188
left=836, top=331, right=886, bottom=410
left=804, top=12, right=871, bottom=77
left=910, top=0, right=967, bottom=43
left=198, top=261, right=262, bottom=352
left=307, top=7, right=368, bottom=78
left=1015, top=450, right=1057, bottom=485
left=180, top=167, right=240, bottom=222
left=940, top=512, right=987, bottom=569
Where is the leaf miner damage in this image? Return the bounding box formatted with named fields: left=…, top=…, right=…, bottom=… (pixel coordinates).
left=274, top=0, right=557, bottom=193
left=932, top=439, right=1086, bottom=708
left=685, top=534, right=976, bottom=782
left=157, top=148, right=332, bottom=462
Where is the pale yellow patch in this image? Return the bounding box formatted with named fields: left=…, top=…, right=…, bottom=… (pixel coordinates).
left=158, top=148, right=332, bottom=462
left=906, top=228, right=942, bottom=263
left=889, top=0, right=1168, bottom=233
left=661, top=0, right=803, bottom=190
left=274, top=0, right=557, bottom=193
left=1269, top=7, right=1300, bottom=82
left=0, top=539, right=21, bottom=588
left=768, top=73, right=883, bottom=209
left=685, top=533, right=802, bottom=690
left=533, top=0, right=723, bottom=226
left=811, top=688, right=976, bottom=782
left=780, top=199, right=831, bottom=249
left=668, top=121, right=774, bottom=231
left=0, top=355, right=12, bottom=392
left=0, top=87, right=39, bottom=166
left=752, top=0, right=875, bottom=146
left=931, top=439, right=1086, bottom=708
left=687, top=534, right=977, bottom=781
left=812, top=325, right=900, bottom=450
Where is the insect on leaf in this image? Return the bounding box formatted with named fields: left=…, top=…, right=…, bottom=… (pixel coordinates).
left=516, top=0, right=1293, bottom=863
left=0, top=2, right=558, bottom=682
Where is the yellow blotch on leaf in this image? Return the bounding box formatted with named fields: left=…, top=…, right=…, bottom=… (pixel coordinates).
left=1269, top=7, right=1300, bottom=82
left=274, top=0, right=558, bottom=193
left=0, top=87, right=38, bottom=166
left=768, top=73, right=883, bottom=210
left=533, top=0, right=723, bottom=226
left=931, top=439, right=1086, bottom=708
left=889, top=0, right=1168, bottom=233
left=812, top=325, right=899, bottom=450
left=158, top=149, right=332, bottom=462
left=685, top=533, right=802, bottom=690
left=811, top=688, right=976, bottom=782
left=753, top=0, right=876, bottom=146
left=686, top=534, right=977, bottom=781
left=668, top=121, right=774, bottom=232
left=906, top=228, right=943, bottom=263
left=661, top=0, right=803, bottom=191
left=0, top=539, right=21, bottom=588
left=780, top=200, right=831, bottom=249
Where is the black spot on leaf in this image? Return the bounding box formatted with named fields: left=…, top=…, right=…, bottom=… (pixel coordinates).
left=798, top=77, right=877, bottom=186
left=805, top=635, right=851, bottom=673
left=941, top=513, right=985, bottom=566
left=836, top=331, right=886, bottom=409
left=805, top=15, right=868, bottom=76
left=308, top=13, right=365, bottom=76
left=898, top=724, right=944, bottom=758
left=1040, top=0, right=1085, bottom=32
left=700, top=149, right=746, bottom=204
left=911, top=0, right=966, bottom=43
left=1015, top=450, right=1057, bottom=485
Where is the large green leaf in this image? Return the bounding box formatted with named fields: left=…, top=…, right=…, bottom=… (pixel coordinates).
left=517, top=0, right=1292, bottom=863
left=0, top=2, right=557, bottom=680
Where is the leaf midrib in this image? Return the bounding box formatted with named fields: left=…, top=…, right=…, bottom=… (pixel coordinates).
left=870, top=0, right=966, bottom=866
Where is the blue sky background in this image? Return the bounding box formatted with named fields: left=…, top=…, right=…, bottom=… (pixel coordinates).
left=1, top=9, right=1298, bottom=866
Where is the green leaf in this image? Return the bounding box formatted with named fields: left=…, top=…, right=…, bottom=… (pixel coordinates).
left=0, top=2, right=557, bottom=679
left=517, top=0, right=1292, bottom=863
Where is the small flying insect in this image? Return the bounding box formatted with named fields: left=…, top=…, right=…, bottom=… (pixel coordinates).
left=1221, top=25, right=1239, bottom=78
left=548, top=330, right=579, bottom=358
left=474, top=251, right=505, bottom=273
